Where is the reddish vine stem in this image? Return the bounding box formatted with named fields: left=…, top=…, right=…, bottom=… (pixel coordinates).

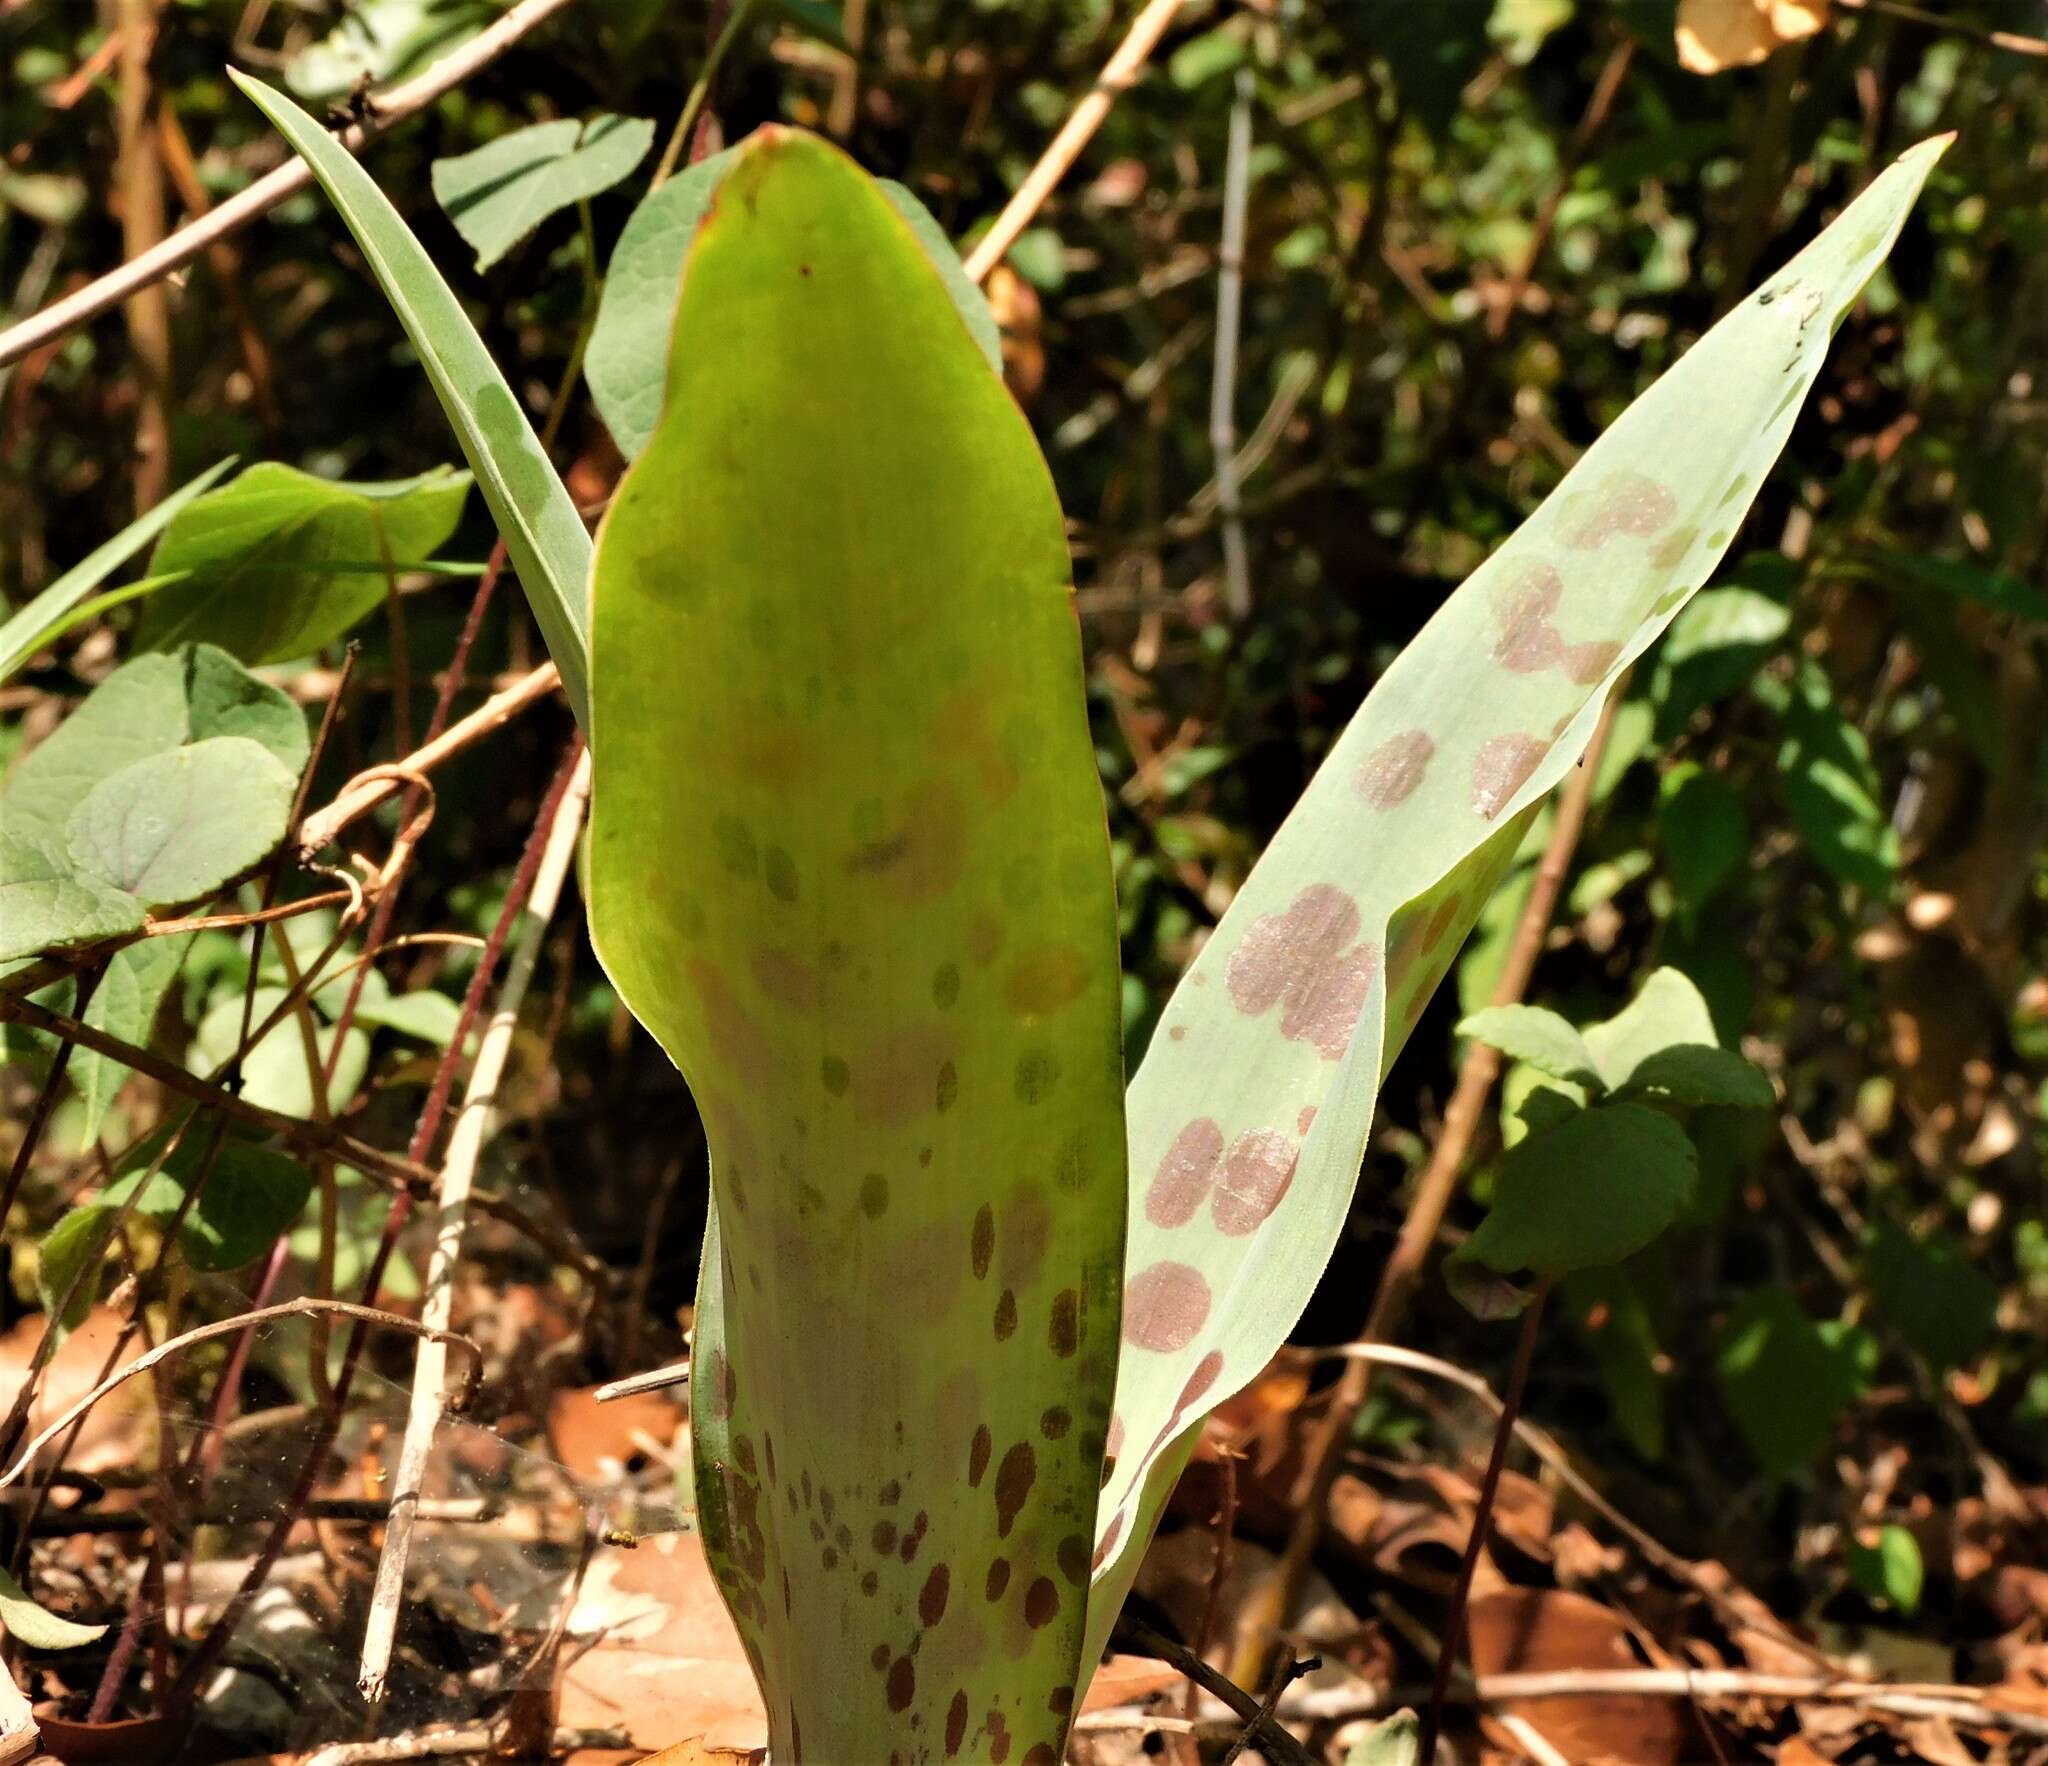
left=1416, top=1276, right=1554, bottom=1766
left=165, top=737, right=585, bottom=1713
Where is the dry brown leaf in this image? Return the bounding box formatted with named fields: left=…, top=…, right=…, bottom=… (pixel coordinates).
left=1676, top=0, right=1830, bottom=73
left=547, top=1384, right=684, bottom=1482
left=0, top=1305, right=146, bottom=1477
left=1467, top=1587, right=1710, bottom=1764
left=558, top=1534, right=766, bottom=1755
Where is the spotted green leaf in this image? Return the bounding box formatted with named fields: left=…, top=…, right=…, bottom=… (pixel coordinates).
left=587, top=130, right=1125, bottom=1760
left=587, top=155, right=998, bottom=461
left=1083, top=136, right=1950, bottom=1664
left=228, top=71, right=592, bottom=728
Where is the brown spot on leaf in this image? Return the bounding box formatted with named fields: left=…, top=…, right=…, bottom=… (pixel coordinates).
left=1057, top=1534, right=1090, bottom=1586
left=860, top=1171, right=889, bottom=1218
left=886, top=1655, right=915, bottom=1712
left=873, top=1520, right=898, bottom=1554
left=971, top=1204, right=994, bottom=1280
left=985, top=1557, right=1011, bottom=1600
left=993, top=1289, right=1017, bottom=1340
left=993, top=1442, right=1037, bottom=1537
left=1562, top=638, right=1623, bottom=685
left=920, top=1563, right=951, bottom=1627
left=1040, top=1406, right=1070, bottom=1440
left=1003, top=944, right=1090, bottom=1015
left=1023, top=1577, right=1059, bottom=1628
left=1048, top=1288, right=1079, bottom=1358
left=968, top=1425, right=992, bottom=1486
left=946, top=1690, right=969, bottom=1756
left=1491, top=561, right=1567, bottom=672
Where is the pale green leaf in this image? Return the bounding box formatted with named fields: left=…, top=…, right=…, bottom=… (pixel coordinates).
left=104, top=1139, right=314, bottom=1271
left=432, top=114, right=654, bottom=271
left=353, top=987, right=463, bottom=1046
left=1458, top=1003, right=1603, bottom=1087
left=1847, top=1524, right=1923, bottom=1614
left=588, top=130, right=1125, bottom=1761
left=0, top=455, right=235, bottom=685
left=1582, top=966, right=1719, bottom=1090
left=229, top=71, right=592, bottom=728
left=37, top=1201, right=119, bottom=1330
left=284, top=0, right=491, bottom=99
left=1087, top=138, right=1948, bottom=1661
left=1345, top=1708, right=1422, bottom=1766
left=192, top=987, right=370, bottom=1120
left=140, top=462, right=471, bottom=663
left=0, top=1561, right=107, bottom=1649
left=0, top=832, right=144, bottom=963
left=1456, top=1102, right=1696, bottom=1278
left=66, top=738, right=296, bottom=904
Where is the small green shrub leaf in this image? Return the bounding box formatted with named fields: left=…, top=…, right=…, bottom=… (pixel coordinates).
left=229, top=71, right=593, bottom=728
left=192, top=987, right=370, bottom=1120
left=1345, top=1708, right=1423, bottom=1766
left=73, top=935, right=191, bottom=1143
left=0, top=833, right=144, bottom=963
left=1458, top=1003, right=1603, bottom=1087
left=37, top=1201, right=119, bottom=1330
left=66, top=739, right=295, bottom=904
left=0, top=1562, right=107, bottom=1649
left=1615, top=1043, right=1775, bottom=1110
left=432, top=114, right=655, bottom=270
left=1582, top=967, right=1720, bottom=1089
left=1716, top=1285, right=1877, bottom=1480
left=103, top=1140, right=315, bottom=1271
left=1657, top=763, right=1748, bottom=919
left=1866, top=1215, right=1998, bottom=1371
left=587, top=129, right=1125, bottom=1760
left=139, top=462, right=471, bottom=664
left=1847, top=1524, right=1924, bottom=1614
left=1456, top=1102, right=1696, bottom=1277
left=1650, top=577, right=1792, bottom=733
left=1779, top=659, right=1897, bottom=897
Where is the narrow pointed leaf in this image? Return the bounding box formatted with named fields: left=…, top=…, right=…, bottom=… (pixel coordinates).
left=228, top=70, right=592, bottom=728
left=587, top=130, right=1125, bottom=1759
left=1084, top=136, right=1949, bottom=1660
left=0, top=456, right=234, bottom=685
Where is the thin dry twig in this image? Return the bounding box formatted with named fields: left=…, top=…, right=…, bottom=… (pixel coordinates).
left=1117, top=1616, right=1319, bottom=1766
left=1209, top=67, right=1254, bottom=619
left=297, top=662, right=561, bottom=856
left=357, top=748, right=591, bottom=1702
left=0, top=1299, right=481, bottom=1486
left=962, top=0, right=1188, bottom=284
left=0, top=0, right=582, bottom=372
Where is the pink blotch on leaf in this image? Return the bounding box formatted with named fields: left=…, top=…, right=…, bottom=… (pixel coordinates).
left=1210, top=1129, right=1297, bottom=1235
left=1562, top=470, right=1679, bottom=551
left=1490, top=562, right=1567, bottom=673
left=1562, top=638, right=1623, bottom=685
left=1226, top=884, right=1381, bottom=1061
left=1145, top=1118, right=1223, bottom=1228
left=1471, top=734, right=1546, bottom=820
left=1123, top=1261, right=1212, bottom=1353
left=1354, top=729, right=1435, bottom=809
